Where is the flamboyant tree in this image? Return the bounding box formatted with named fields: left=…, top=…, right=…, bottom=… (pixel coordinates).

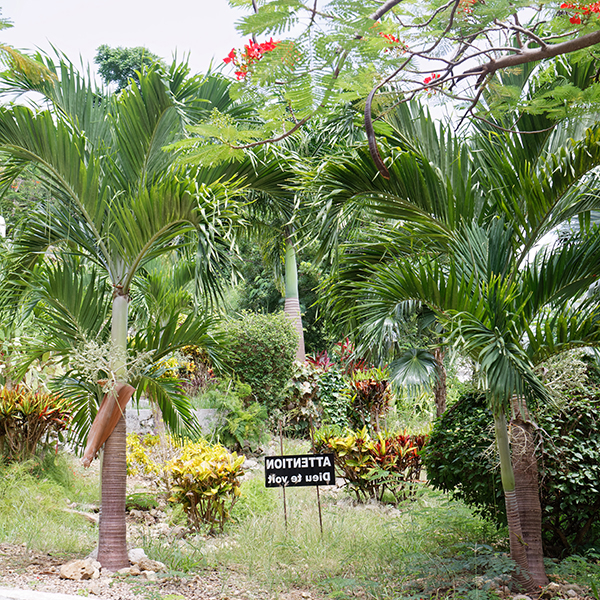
left=186, top=0, right=600, bottom=175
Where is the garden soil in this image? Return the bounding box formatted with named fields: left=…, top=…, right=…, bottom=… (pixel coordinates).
left=0, top=543, right=318, bottom=600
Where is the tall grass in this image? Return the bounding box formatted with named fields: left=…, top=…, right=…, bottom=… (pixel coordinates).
left=0, top=454, right=98, bottom=555
left=203, top=479, right=507, bottom=598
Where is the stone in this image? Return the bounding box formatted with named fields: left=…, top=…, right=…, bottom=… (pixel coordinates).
left=565, top=585, right=583, bottom=595
left=137, top=557, right=166, bottom=572
left=566, top=590, right=578, bottom=598
left=513, top=595, right=532, bottom=600
left=60, top=559, right=100, bottom=581
left=143, top=570, right=158, bottom=580
left=130, top=565, right=141, bottom=576
left=117, top=567, right=132, bottom=575
left=128, top=547, right=147, bottom=564
left=88, top=583, right=103, bottom=595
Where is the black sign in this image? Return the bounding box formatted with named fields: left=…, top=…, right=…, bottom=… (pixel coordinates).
left=265, top=453, right=336, bottom=488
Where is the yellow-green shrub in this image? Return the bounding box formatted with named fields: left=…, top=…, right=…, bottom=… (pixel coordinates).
left=166, top=439, right=245, bottom=533
left=126, top=433, right=161, bottom=476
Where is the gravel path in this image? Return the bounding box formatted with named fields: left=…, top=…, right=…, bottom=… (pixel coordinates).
left=0, top=544, right=316, bottom=600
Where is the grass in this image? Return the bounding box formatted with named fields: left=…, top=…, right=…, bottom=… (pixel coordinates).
left=0, top=453, right=98, bottom=555
left=203, top=481, right=510, bottom=598
left=1, top=447, right=600, bottom=599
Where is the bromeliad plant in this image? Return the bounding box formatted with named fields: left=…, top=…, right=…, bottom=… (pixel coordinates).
left=0, top=387, right=71, bottom=461
left=314, top=426, right=427, bottom=504
left=167, top=439, right=245, bottom=534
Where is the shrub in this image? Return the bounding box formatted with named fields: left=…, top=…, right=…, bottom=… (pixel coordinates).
left=314, top=426, right=427, bottom=504
left=347, top=368, right=391, bottom=431
left=198, top=380, right=268, bottom=452
left=282, top=361, right=322, bottom=437
left=166, top=439, right=245, bottom=534
left=317, top=367, right=351, bottom=429
left=219, top=312, right=297, bottom=413
left=423, top=391, right=600, bottom=556
left=0, top=388, right=71, bottom=461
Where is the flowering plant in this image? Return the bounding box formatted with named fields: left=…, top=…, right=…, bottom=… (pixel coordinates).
left=224, top=38, right=280, bottom=80
left=560, top=1, right=600, bottom=24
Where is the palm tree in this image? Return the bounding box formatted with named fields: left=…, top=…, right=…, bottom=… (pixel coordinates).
left=0, top=58, right=240, bottom=570
left=314, top=80, right=600, bottom=588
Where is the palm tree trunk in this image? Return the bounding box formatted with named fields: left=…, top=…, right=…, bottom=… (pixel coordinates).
left=433, top=347, right=447, bottom=417
left=494, top=409, right=538, bottom=594
left=283, top=238, right=305, bottom=362
left=97, top=293, right=130, bottom=571
left=511, top=396, right=548, bottom=587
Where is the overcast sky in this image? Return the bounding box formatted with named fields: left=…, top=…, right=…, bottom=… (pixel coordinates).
left=1, top=0, right=248, bottom=78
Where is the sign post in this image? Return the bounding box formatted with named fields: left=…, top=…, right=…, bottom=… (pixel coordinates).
left=265, top=453, right=336, bottom=535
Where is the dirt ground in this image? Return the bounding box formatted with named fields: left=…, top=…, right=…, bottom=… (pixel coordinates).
left=0, top=542, right=318, bottom=600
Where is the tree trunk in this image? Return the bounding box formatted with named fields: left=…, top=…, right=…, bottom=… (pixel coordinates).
left=511, top=396, right=548, bottom=587
left=494, top=410, right=538, bottom=594
left=97, top=414, right=129, bottom=570
left=283, top=238, right=305, bottom=362
left=97, top=292, right=130, bottom=571
left=433, top=347, right=447, bottom=417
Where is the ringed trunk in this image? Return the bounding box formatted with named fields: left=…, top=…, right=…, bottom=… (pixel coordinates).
left=494, top=410, right=538, bottom=594
left=433, top=347, right=447, bottom=417
left=511, top=396, right=548, bottom=587
left=284, top=241, right=305, bottom=362
left=97, top=293, right=130, bottom=571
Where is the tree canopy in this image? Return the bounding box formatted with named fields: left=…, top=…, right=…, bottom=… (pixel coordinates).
left=94, top=44, right=165, bottom=90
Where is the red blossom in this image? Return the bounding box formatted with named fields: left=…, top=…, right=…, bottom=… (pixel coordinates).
left=223, top=38, right=280, bottom=80
left=223, top=49, right=236, bottom=64
left=570, top=14, right=582, bottom=22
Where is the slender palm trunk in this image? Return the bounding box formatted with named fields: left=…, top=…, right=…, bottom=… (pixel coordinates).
left=494, top=409, right=538, bottom=594
left=511, top=396, right=548, bottom=587
left=283, top=237, right=305, bottom=362
left=433, top=347, right=447, bottom=417
left=97, top=293, right=130, bottom=571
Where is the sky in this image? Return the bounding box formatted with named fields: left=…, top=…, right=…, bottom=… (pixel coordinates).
left=1, top=0, right=249, bottom=79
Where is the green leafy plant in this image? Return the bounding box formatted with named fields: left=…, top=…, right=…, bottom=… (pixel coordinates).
left=424, top=390, right=600, bottom=556
left=218, top=312, right=297, bottom=413
left=166, top=438, right=245, bottom=534
left=197, top=380, right=268, bottom=452
left=314, top=426, right=427, bottom=504
left=282, top=361, right=322, bottom=436
left=315, top=366, right=351, bottom=429
left=0, top=388, right=71, bottom=461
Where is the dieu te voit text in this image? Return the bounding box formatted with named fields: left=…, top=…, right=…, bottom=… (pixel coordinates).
left=264, top=453, right=336, bottom=488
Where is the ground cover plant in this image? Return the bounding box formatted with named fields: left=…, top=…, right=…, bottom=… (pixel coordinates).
left=0, top=454, right=98, bottom=555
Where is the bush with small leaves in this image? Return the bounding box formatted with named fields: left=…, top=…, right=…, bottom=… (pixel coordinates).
left=219, top=312, right=297, bottom=413
left=424, top=390, right=600, bottom=556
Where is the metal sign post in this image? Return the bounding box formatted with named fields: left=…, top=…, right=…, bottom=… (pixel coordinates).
left=265, top=451, right=336, bottom=535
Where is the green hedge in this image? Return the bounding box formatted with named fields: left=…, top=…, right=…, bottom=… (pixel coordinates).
left=423, top=392, right=600, bottom=556
left=219, top=312, right=297, bottom=413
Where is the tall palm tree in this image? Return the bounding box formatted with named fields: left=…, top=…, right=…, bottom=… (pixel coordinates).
left=0, top=58, right=240, bottom=570
left=314, top=83, right=600, bottom=588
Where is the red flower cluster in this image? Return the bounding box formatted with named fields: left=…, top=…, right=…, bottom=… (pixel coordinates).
left=423, top=73, right=441, bottom=85
left=378, top=32, right=409, bottom=53
left=459, top=0, right=477, bottom=14
left=560, top=1, right=600, bottom=23
left=223, top=38, right=280, bottom=80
